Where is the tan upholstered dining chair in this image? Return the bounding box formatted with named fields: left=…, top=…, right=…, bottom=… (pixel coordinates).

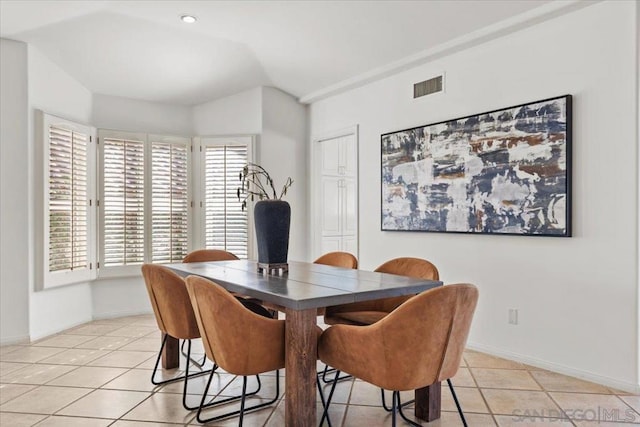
left=185, top=275, right=285, bottom=425
left=322, top=257, right=440, bottom=402
left=313, top=251, right=358, bottom=269
left=182, top=249, right=239, bottom=263
left=318, top=284, right=479, bottom=427
left=141, top=264, right=214, bottom=410
left=324, top=257, right=439, bottom=326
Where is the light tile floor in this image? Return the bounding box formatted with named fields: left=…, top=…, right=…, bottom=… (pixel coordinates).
left=1, top=314, right=638, bottom=426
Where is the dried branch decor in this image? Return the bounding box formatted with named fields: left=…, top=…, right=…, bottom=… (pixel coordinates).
left=237, top=163, right=293, bottom=211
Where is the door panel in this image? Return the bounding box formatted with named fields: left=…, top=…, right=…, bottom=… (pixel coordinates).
left=321, top=138, right=341, bottom=176
left=321, top=177, right=341, bottom=236
left=343, top=136, right=358, bottom=177
left=321, top=236, right=342, bottom=254
left=343, top=178, right=357, bottom=236
left=343, top=236, right=358, bottom=255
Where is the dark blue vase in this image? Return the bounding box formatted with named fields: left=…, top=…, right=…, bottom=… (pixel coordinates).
left=254, top=200, right=290, bottom=265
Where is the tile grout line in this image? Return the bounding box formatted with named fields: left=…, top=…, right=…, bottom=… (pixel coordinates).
left=610, top=394, right=640, bottom=422
left=526, top=365, right=576, bottom=426
left=340, top=376, right=355, bottom=427
left=465, top=357, right=499, bottom=426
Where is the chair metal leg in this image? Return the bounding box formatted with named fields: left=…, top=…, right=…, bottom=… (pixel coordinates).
left=239, top=376, right=248, bottom=427
left=382, top=388, right=414, bottom=412
left=151, top=335, right=212, bottom=388
left=196, top=370, right=281, bottom=424
left=392, top=390, right=397, bottom=427
left=182, top=339, right=217, bottom=410
left=396, top=390, right=422, bottom=427
left=316, top=373, right=333, bottom=427
left=448, top=379, right=468, bottom=427
left=319, top=369, right=341, bottom=427
left=196, top=368, right=217, bottom=423
left=182, top=339, right=198, bottom=410
left=180, top=339, right=207, bottom=368
left=319, top=364, right=352, bottom=384
left=199, top=373, right=262, bottom=409
left=382, top=388, right=393, bottom=412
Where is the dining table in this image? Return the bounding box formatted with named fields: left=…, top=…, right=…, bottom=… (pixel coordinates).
left=165, top=259, right=442, bottom=426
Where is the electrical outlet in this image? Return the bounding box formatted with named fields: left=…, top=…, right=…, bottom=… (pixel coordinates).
left=508, top=309, right=519, bottom=325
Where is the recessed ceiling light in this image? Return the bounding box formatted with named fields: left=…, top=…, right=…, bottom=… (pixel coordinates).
left=180, top=15, right=197, bottom=24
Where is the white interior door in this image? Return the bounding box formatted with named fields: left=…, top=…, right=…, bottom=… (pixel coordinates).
left=312, top=126, right=359, bottom=260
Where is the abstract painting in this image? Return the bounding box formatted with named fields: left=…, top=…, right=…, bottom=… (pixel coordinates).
left=381, top=95, right=571, bottom=236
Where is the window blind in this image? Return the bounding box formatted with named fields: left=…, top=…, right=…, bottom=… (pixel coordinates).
left=203, top=144, right=248, bottom=259
left=151, top=141, right=189, bottom=263
left=102, top=138, right=145, bottom=266
left=48, top=125, right=89, bottom=272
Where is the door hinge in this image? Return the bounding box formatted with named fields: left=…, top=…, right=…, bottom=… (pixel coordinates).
left=190, top=201, right=194, bottom=208
left=89, top=262, right=92, bottom=270
left=97, top=200, right=100, bottom=207
left=89, top=199, right=92, bottom=207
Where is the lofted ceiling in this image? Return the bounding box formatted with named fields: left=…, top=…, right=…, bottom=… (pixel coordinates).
left=0, top=0, right=558, bottom=105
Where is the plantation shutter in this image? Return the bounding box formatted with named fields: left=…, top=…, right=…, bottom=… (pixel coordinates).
left=48, top=126, right=89, bottom=272
left=151, top=140, right=190, bottom=263
left=202, top=141, right=249, bottom=259
left=40, top=111, right=96, bottom=290
left=102, top=137, right=145, bottom=266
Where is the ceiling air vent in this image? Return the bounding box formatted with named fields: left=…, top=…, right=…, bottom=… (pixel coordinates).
left=413, top=75, right=443, bottom=99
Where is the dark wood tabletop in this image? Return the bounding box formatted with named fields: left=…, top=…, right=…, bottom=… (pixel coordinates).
left=165, top=259, right=443, bottom=427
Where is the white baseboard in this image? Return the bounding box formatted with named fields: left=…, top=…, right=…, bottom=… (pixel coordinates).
left=0, top=334, right=30, bottom=346
left=93, top=308, right=153, bottom=321
left=1, top=311, right=154, bottom=345
left=29, top=316, right=93, bottom=342
left=467, top=341, right=640, bottom=394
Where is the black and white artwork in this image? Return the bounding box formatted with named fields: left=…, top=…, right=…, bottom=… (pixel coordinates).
left=381, top=95, right=572, bottom=236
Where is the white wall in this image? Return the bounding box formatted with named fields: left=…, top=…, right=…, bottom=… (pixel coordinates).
left=309, top=1, right=639, bottom=391
left=92, top=94, right=192, bottom=136
left=92, top=277, right=151, bottom=320
left=0, top=39, right=30, bottom=344
left=27, top=46, right=95, bottom=340
left=192, top=87, right=262, bottom=135
left=260, top=87, right=309, bottom=260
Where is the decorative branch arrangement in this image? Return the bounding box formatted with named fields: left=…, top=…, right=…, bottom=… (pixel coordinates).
left=237, top=162, right=294, bottom=211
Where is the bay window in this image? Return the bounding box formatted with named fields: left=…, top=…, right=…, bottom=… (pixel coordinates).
left=39, top=111, right=252, bottom=287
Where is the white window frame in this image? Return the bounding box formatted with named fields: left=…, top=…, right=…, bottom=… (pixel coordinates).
left=36, top=111, right=97, bottom=290
left=98, top=130, right=192, bottom=278
left=194, top=135, right=256, bottom=259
